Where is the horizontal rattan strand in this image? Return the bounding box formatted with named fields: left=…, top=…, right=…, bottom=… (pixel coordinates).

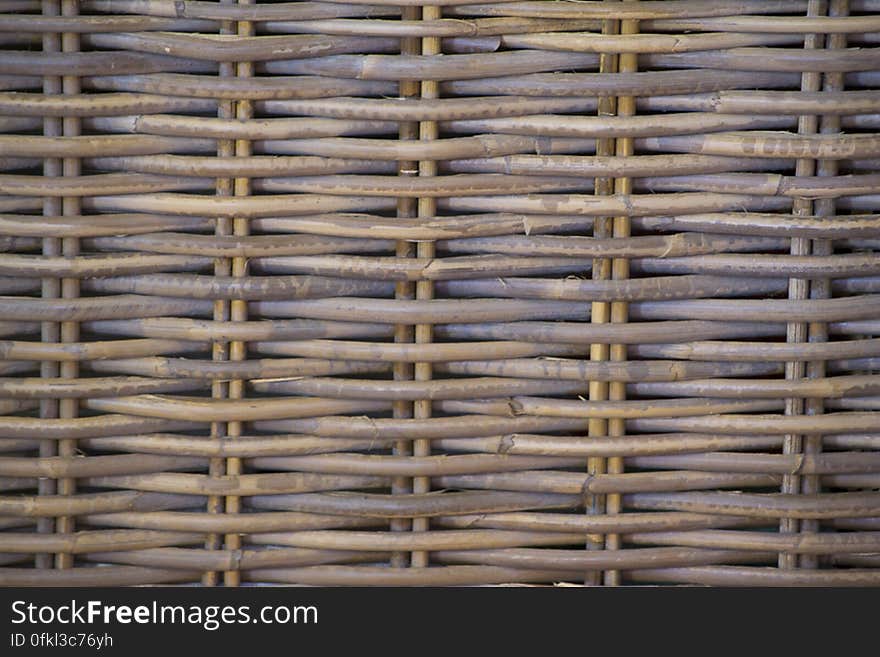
left=0, top=567, right=198, bottom=587
left=626, top=566, right=880, bottom=587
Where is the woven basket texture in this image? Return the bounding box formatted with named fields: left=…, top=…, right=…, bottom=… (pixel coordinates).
left=1, top=0, right=880, bottom=586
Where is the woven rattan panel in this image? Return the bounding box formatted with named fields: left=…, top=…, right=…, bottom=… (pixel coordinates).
left=0, top=0, right=879, bottom=586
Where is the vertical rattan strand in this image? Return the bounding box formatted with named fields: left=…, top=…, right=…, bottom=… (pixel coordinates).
left=801, top=0, right=850, bottom=570
left=223, top=3, right=255, bottom=588
left=35, top=0, right=62, bottom=571
left=411, top=3, right=442, bottom=570
left=584, top=7, right=620, bottom=588
left=780, top=0, right=827, bottom=571
left=54, top=0, right=82, bottom=571
left=603, top=18, right=639, bottom=588
left=203, top=3, right=238, bottom=587
left=391, top=5, right=422, bottom=569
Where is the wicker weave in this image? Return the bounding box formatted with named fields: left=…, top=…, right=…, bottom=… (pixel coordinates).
left=0, top=0, right=879, bottom=587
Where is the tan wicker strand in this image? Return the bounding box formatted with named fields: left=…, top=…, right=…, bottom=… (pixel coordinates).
left=799, top=0, right=849, bottom=571
left=35, top=0, right=62, bottom=572
left=410, top=0, right=442, bottom=571
left=1, top=0, right=880, bottom=587
left=779, top=0, right=826, bottom=572
left=202, top=0, right=236, bottom=587
left=583, top=3, right=620, bottom=586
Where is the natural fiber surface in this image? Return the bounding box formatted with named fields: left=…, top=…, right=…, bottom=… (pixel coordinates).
left=1, top=0, right=879, bottom=586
